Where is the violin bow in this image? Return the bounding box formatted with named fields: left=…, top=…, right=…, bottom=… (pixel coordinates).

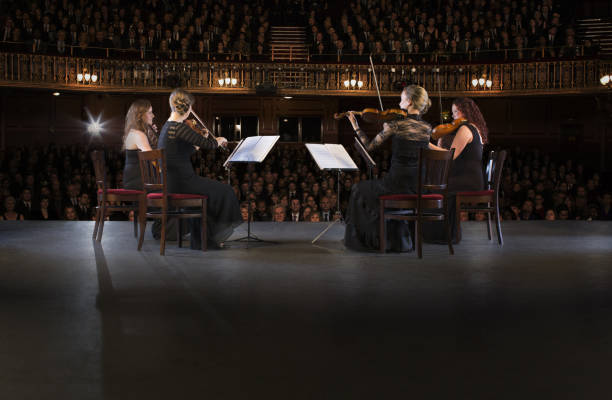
left=369, top=55, right=385, bottom=111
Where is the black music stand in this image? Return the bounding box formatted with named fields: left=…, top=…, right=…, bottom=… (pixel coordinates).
left=224, top=136, right=280, bottom=246
left=305, top=143, right=359, bottom=244
left=353, top=136, right=376, bottom=180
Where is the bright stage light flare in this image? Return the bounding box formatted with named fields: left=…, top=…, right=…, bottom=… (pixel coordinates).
left=84, top=109, right=107, bottom=136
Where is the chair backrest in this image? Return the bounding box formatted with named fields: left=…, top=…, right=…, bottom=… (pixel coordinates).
left=485, top=150, right=495, bottom=190
left=492, top=150, right=507, bottom=196
left=138, top=149, right=167, bottom=194
left=91, top=150, right=107, bottom=193
left=417, top=147, right=455, bottom=195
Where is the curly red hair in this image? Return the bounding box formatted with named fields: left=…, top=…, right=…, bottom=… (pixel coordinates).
left=453, top=98, right=488, bottom=144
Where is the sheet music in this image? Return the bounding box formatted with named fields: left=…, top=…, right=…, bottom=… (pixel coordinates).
left=226, top=136, right=279, bottom=163
left=305, top=143, right=358, bottom=171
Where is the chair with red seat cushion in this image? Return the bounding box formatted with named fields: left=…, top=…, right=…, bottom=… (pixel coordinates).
left=379, top=147, right=455, bottom=258
left=138, top=149, right=207, bottom=255
left=91, top=150, right=146, bottom=242
left=456, top=150, right=507, bottom=245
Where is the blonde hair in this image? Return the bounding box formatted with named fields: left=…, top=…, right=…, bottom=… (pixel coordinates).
left=402, top=85, right=431, bottom=115
left=169, top=88, right=194, bottom=116
left=123, top=99, right=152, bottom=148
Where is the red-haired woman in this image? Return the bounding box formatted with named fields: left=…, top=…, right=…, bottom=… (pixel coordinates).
left=426, top=97, right=488, bottom=243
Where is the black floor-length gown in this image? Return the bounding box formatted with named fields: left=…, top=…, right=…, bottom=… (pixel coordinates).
left=423, top=123, right=484, bottom=243
left=158, top=121, right=242, bottom=248
left=344, top=114, right=432, bottom=252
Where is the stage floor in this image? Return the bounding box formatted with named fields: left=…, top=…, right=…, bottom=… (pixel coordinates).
left=1, top=221, right=612, bottom=399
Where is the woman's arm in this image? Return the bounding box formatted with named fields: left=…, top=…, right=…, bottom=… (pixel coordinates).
left=175, top=123, right=218, bottom=149
left=428, top=142, right=446, bottom=151
left=348, top=112, right=393, bottom=152
left=133, top=130, right=152, bottom=152
left=448, top=125, right=473, bottom=159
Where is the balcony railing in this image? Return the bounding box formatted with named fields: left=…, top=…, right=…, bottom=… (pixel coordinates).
left=0, top=51, right=609, bottom=96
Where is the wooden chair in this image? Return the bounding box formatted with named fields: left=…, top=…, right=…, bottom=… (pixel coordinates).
left=137, top=149, right=207, bottom=255
left=379, top=147, right=455, bottom=258
left=91, top=150, right=146, bottom=242
left=456, top=149, right=507, bottom=245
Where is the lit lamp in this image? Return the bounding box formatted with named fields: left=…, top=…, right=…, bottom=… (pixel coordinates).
left=472, top=75, right=493, bottom=89
left=231, top=78, right=237, bottom=85
left=344, top=79, right=364, bottom=89
left=224, top=77, right=230, bottom=85
left=91, top=74, right=98, bottom=83
left=600, top=74, right=611, bottom=86
left=77, top=73, right=83, bottom=82
left=218, top=78, right=225, bottom=86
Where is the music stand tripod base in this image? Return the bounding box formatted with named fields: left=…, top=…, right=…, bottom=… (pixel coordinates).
left=312, top=169, right=345, bottom=244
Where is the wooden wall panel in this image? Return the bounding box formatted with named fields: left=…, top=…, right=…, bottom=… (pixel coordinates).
left=0, top=89, right=607, bottom=155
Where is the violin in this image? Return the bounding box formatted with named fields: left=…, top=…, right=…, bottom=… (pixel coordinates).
left=184, top=110, right=229, bottom=152
left=431, top=118, right=468, bottom=140
left=334, top=108, right=408, bottom=124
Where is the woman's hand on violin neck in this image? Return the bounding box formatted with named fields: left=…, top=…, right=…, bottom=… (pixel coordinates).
left=150, top=124, right=158, bottom=133
left=216, top=137, right=228, bottom=147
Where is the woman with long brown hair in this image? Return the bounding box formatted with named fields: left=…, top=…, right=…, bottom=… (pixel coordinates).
left=426, top=97, right=488, bottom=243
left=122, top=99, right=157, bottom=190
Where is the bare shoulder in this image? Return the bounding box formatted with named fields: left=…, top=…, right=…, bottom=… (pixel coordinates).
left=128, top=128, right=147, bottom=138
left=456, top=125, right=473, bottom=142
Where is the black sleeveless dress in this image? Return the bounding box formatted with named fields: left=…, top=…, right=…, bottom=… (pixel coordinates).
left=158, top=121, right=242, bottom=248
left=344, top=114, right=432, bottom=252
left=423, top=122, right=484, bottom=243
left=122, top=149, right=142, bottom=190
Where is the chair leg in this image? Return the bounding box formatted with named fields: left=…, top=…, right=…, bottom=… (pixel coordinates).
left=416, top=217, right=422, bottom=259
left=494, top=202, right=503, bottom=246
left=137, top=200, right=146, bottom=251
left=92, top=207, right=100, bottom=240
left=97, top=205, right=106, bottom=242
left=133, top=211, right=138, bottom=237
left=379, top=201, right=386, bottom=253
left=178, top=218, right=182, bottom=248
left=455, top=197, right=462, bottom=243
left=201, top=199, right=207, bottom=252
left=445, top=213, right=454, bottom=256
left=160, top=214, right=167, bottom=256
left=486, top=208, right=493, bottom=240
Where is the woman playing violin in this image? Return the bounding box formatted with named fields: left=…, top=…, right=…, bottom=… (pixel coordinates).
left=158, top=88, right=242, bottom=249
left=344, top=85, right=436, bottom=252
left=425, top=97, right=488, bottom=243
left=122, top=99, right=157, bottom=190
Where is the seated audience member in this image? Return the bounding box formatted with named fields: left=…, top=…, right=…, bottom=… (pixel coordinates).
left=255, top=199, right=271, bottom=221
left=34, top=197, right=58, bottom=220
left=272, top=205, right=287, bottom=222
left=601, top=193, right=612, bottom=220
left=308, top=212, right=321, bottom=222
left=0, top=196, right=25, bottom=220
left=16, top=188, right=35, bottom=219
left=288, top=198, right=302, bottom=222
left=77, top=192, right=93, bottom=220
left=64, top=205, right=78, bottom=221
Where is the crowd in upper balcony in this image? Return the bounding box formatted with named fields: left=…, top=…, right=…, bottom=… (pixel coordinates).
left=0, top=0, right=600, bottom=64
